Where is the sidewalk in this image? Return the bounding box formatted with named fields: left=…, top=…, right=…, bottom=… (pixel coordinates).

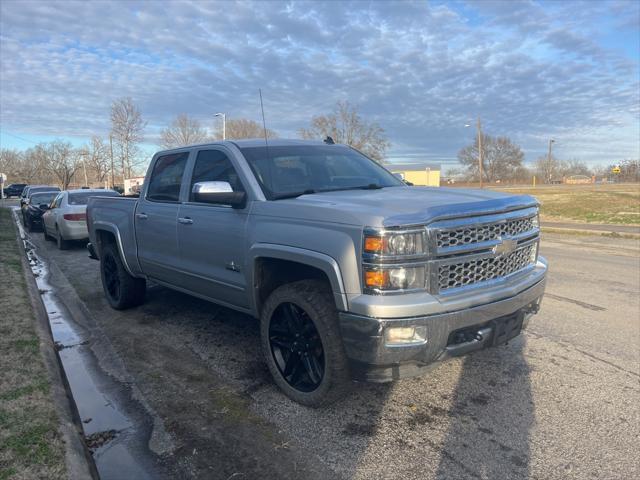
left=541, top=221, right=640, bottom=236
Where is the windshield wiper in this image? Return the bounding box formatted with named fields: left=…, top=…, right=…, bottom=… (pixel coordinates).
left=271, top=189, right=317, bottom=200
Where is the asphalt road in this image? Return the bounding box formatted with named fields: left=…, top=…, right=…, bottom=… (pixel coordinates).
left=11, top=205, right=640, bottom=480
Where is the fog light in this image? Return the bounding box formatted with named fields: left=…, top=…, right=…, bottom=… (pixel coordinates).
left=385, top=326, right=427, bottom=345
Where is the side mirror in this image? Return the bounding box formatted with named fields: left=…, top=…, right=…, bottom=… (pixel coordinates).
left=39, top=204, right=49, bottom=210
left=192, top=181, right=246, bottom=209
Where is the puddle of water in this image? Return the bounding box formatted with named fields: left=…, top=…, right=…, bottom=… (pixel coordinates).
left=10, top=208, right=161, bottom=480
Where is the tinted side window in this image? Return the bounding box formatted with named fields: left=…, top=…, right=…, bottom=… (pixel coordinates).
left=189, top=150, right=244, bottom=202
left=146, top=152, right=189, bottom=202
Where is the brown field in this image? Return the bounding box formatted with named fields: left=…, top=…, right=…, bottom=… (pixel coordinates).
left=491, top=183, right=640, bottom=225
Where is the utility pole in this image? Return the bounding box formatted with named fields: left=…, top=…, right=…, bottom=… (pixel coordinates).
left=215, top=112, right=226, bottom=140
left=546, top=139, right=555, bottom=184
left=81, top=152, right=88, bottom=187
left=109, top=134, right=115, bottom=189
left=477, top=117, right=483, bottom=188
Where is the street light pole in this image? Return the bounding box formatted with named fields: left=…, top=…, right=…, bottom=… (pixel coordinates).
left=547, top=139, right=555, bottom=184
left=477, top=117, right=483, bottom=189
left=215, top=112, right=226, bottom=140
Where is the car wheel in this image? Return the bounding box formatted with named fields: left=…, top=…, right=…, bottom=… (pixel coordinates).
left=260, top=279, right=351, bottom=407
left=100, top=242, right=146, bottom=310
left=43, top=224, right=52, bottom=241
left=25, top=217, right=32, bottom=232
left=56, top=225, right=69, bottom=250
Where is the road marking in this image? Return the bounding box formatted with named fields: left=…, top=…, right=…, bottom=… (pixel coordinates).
left=545, top=293, right=606, bottom=311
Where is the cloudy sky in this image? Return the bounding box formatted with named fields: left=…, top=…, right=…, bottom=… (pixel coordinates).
left=0, top=0, right=638, bottom=168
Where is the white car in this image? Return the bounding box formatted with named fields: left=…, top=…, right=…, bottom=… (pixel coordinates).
left=43, top=189, right=120, bottom=249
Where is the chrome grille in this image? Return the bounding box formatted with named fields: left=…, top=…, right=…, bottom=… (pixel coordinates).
left=437, top=216, right=536, bottom=249
left=438, top=244, right=535, bottom=291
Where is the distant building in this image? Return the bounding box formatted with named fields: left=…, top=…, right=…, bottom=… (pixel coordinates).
left=124, top=176, right=145, bottom=195
left=564, top=175, right=593, bottom=185
left=388, top=163, right=441, bottom=187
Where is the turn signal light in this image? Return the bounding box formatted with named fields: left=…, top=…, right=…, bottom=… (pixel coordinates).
left=364, top=235, right=384, bottom=253
left=364, top=270, right=388, bottom=288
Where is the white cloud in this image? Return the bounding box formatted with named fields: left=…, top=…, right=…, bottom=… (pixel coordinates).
left=0, top=0, right=638, bottom=165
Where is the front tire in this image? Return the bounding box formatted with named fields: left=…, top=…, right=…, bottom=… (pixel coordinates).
left=100, top=242, right=146, bottom=310
left=260, top=279, right=351, bottom=407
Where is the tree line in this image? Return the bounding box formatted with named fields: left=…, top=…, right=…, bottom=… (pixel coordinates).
left=1, top=100, right=389, bottom=188
left=452, top=133, right=638, bottom=184
left=2, top=97, right=637, bottom=187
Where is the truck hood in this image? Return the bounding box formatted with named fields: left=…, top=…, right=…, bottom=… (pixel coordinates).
left=254, top=186, right=538, bottom=227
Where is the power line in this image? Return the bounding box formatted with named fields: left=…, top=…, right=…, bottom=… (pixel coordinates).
left=0, top=130, right=40, bottom=145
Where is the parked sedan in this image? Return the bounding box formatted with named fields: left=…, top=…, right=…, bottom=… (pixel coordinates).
left=22, top=191, right=59, bottom=231
left=21, top=185, right=60, bottom=206
left=43, top=189, right=120, bottom=249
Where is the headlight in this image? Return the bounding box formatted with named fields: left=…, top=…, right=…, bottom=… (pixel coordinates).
left=363, top=265, right=426, bottom=292
left=363, top=230, right=425, bottom=257
left=531, top=214, right=540, bottom=229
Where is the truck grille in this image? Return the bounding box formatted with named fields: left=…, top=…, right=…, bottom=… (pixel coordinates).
left=438, top=244, right=535, bottom=291
left=429, top=207, right=539, bottom=294
left=437, top=216, right=536, bottom=248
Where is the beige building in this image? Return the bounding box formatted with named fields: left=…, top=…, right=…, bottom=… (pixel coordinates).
left=388, top=163, right=441, bottom=187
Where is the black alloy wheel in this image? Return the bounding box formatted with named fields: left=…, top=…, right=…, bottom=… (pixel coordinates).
left=269, top=302, right=325, bottom=392
left=102, top=252, right=121, bottom=303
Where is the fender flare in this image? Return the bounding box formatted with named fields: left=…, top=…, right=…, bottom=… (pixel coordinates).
left=248, top=243, right=349, bottom=314
left=92, top=221, right=139, bottom=277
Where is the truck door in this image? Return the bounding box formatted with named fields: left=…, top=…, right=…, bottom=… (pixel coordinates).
left=136, top=151, right=189, bottom=283
left=177, top=148, right=250, bottom=309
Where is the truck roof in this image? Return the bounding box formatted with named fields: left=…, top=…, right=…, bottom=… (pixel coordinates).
left=156, top=138, right=332, bottom=155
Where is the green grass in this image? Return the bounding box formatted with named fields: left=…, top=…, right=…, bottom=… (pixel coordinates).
left=0, top=207, right=66, bottom=479
left=495, top=184, right=640, bottom=225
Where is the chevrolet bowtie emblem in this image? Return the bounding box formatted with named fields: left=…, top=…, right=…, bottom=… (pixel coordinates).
left=492, top=238, right=517, bottom=256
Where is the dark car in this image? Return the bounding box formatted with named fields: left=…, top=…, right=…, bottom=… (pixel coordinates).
left=22, top=191, right=59, bottom=231
left=20, top=185, right=60, bottom=206
left=3, top=183, right=27, bottom=198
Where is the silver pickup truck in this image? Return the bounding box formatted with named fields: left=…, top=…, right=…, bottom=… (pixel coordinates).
left=87, top=139, right=547, bottom=406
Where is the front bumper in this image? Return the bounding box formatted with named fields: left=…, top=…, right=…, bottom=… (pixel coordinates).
left=339, top=275, right=546, bottom=382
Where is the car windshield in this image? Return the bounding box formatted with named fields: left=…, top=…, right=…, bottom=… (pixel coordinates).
left=238, top=145, right=404, bottom=200
left=30, top=192, right=57, bottom=205
left=68, top=190, right=120, bottom=205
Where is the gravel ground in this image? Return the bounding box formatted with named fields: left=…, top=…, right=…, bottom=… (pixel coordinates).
left=17, top=213, right=640, bottom=480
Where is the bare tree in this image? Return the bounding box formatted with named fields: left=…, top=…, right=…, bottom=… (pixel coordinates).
left=212, top=118, right=277, bottom=140
left=160, top=114, right=209, bottom=148
left=46, top=140, right=79, bottom=189
left=83, top=136, right=110, bottom=184
left=110, top=97, right=146, bottom=180
left=561, top=159, right=592, bottom=178
left=534, top=154, right=563, bottom=184
left=458, top=134, right=524, bottom=183
left=0, top=149, right=23, bottom=182
left=299, top=101, right=390, bottom=162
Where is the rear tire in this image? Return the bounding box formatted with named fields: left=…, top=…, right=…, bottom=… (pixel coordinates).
left=25, top=217, right=33, bottom=232
left=260, top=279, right=351, bottom=407
left=56, top=226, right=69, bottom=250
left=100, top=242, right=146, bottom=310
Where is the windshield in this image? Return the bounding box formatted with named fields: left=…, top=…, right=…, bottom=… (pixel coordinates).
left=238, top=145, right=403, bottom=200
left=68, top=190, right=120, bottom=205
left=30, top=192, right=57, bottom=205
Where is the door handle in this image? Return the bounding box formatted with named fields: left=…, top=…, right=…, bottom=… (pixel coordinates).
left=178, top=217, right=193, bottom=225
left=135, top=213, right=148, bottom=220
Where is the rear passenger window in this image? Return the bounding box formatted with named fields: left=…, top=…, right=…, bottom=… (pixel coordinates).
left=189, top=150, right=244, bottom=202
left=146, top=152, right=189, bottom=202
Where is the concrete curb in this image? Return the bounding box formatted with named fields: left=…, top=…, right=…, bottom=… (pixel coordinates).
left=11, top=212, right=99, bottom=480
left=541, top=226, right=640, bottom=239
